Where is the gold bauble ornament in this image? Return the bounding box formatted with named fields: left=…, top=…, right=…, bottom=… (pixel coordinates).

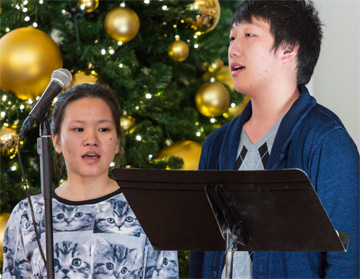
left=168, top=36, right=189, bottom=62
left=213, top=66, right=234, bottom=89
left=120, top=115, right=136, bottom=132
left=69, top=70, right=98, bottom=88
left=187, top=0, right=221, bottom=34
left=157, top=140, right=202, bottom=170
left=0, top=213, right=11, bottom=265
left=207, top=58, right=224, bottom=73
left=202, top=65, right=251, bottom=117
left=228, top=95, right=251, bottom=117
left=0, top=127, right=18, bottom=155
left=203, top=65, right=234, bottom=90
left=0, top=27, right=63, bottom=100
left=104, top=7, right=140, bottom=43
left=195, top=81, right=230, bottom=117
left=77, top=0, right=99, bottom=13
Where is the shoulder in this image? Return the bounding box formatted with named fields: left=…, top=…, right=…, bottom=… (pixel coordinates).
left=8, top=194, right=44, bottom=221
left=309, top=104, right=345, bottom=129
left=290, top=103, right=359, bottom=168
left=4, top=194, right=43, bottom=248
left=298, top=103, right=352, bottom=144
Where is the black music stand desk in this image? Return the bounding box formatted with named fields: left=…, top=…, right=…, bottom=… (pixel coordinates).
left=111, top=168, right=349, bottom=253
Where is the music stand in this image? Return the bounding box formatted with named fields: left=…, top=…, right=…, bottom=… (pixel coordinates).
left=111, top=168, right=349, bottom=278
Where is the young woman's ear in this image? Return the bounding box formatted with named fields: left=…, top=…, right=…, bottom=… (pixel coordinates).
left=115, top=139, right=121, bottom=154
left=52, top=134, right=62, bottom=153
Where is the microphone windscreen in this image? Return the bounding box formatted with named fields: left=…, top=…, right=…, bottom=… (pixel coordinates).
left=51, top=68, right=72, bottom=89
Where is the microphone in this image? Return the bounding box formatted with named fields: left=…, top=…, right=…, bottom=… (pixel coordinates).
left=19, top=68, right=72, bottom=138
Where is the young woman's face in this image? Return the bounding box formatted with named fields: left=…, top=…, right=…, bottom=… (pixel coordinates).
left=52, top=97, right=119, bottom=180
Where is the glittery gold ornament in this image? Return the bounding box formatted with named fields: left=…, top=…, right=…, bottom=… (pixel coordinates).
left=195, top=81, right=230, bottom=117
left=0, top=213, right=11, bottom=265
left=0, top=27, right=63, bottom=100
left=104, top=7, right=140, bottom=43
left=168, top=36, right=189, bottom=62
left=203, top=65, right=234, bottom=89
left=208, top=58, right=223, bottom=73
left=77, top=0, right=99, bottom=13
left=202, top=65, right=251, bottom=117
left=120, top=116, right=135, bottom=132
left=0, top=127, right=18, bottom=155
left=228, top=95, right=251, bottom=117
left=69, top=70, right=98, bottom=88
left=187, top=0, right=221, bottom=34
left=157, top=140, right=202, bottom=170
left=202, top=58, right=224, bottom=74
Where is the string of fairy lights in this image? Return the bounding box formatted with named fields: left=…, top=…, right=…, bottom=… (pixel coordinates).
left=1, top=0, right=45, bottom=174
left=1, top=0, right=244, bottom=177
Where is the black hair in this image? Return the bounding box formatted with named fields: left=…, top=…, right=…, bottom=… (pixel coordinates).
left=232, top=0, right=323, bottom=85
left=51, top=83, right=123, bottom=180
left=51, top=83, right=122, bottom=141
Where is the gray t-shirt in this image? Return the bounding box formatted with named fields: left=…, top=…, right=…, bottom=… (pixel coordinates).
left=222, top=116, right=283, bottom=279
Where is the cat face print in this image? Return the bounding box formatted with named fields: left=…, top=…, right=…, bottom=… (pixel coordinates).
left=30, top=247, right=47, bottom=279
left=116, top=249, right=142, bottom=279
left=20, top=212, right=39, bottom=244
left=94, top=199, right=141, bottom=237
left=14, top=258, right=32, bottom=279
left=52, top=204, right=95, bottom=232
left=92, top=237, right=141, bottom=279
left=2, top=245, right=15, bottom=276
left=151, top=252, right=178, bottom=279
left=53, top=241, right=91, bottom=279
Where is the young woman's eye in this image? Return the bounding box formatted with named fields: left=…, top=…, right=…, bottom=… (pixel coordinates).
left=74, top=128, right=84, bottom=132
left=245, top=33, right=255, bottom=37
left=99, top=128, right=109, bottom=132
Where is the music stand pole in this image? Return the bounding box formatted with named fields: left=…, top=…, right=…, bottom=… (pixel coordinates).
left=37, top=119, right=55, bottom=278
left=224, top=228, right=237, bottom=279
left=205, top=184, right=251, bottom=279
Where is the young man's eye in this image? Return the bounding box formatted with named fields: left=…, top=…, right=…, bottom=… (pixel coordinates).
left=245, top=33, right=255, bottom=37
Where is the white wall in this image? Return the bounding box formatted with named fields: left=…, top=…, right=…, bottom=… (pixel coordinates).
left=310, top=0, right=360, bottom=149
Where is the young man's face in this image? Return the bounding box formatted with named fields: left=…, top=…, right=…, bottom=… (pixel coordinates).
left=228, top=17, right=285, bottom=96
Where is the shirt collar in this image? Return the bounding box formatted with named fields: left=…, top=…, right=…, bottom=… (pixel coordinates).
left=218, top=85, right=317, bottom=170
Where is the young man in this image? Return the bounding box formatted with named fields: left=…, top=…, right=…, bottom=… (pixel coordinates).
left=189, top=0, right=359, bottom=278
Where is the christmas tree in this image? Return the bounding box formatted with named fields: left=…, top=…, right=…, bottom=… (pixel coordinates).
left=0, top=0, right=245, bottom=276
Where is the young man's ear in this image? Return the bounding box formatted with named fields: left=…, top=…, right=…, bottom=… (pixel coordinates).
left=282, top=43, right=299, bottom=62
left=52, top=134, right=62, bottom=154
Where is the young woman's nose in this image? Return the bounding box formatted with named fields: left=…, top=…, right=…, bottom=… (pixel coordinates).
left=83, top=130, right=99, bottom=146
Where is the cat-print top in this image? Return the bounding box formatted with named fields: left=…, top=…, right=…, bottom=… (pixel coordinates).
left=2, top=189, right=179, bottom=279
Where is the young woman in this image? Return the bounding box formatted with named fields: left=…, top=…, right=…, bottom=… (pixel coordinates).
left=2, top=83, right=179, bottom=279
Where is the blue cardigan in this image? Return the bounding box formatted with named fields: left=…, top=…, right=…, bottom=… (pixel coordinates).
left=189, top=86, right=359, bottom=278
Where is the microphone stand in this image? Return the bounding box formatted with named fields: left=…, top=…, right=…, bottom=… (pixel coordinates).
left=37, top=117, right=55, bottom=278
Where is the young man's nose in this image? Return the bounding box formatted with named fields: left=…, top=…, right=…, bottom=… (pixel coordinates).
left=228, top=39, right=242, bottom=58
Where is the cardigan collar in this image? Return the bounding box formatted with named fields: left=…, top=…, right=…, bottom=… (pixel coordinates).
left=218, top=85, right=318, bottom=170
